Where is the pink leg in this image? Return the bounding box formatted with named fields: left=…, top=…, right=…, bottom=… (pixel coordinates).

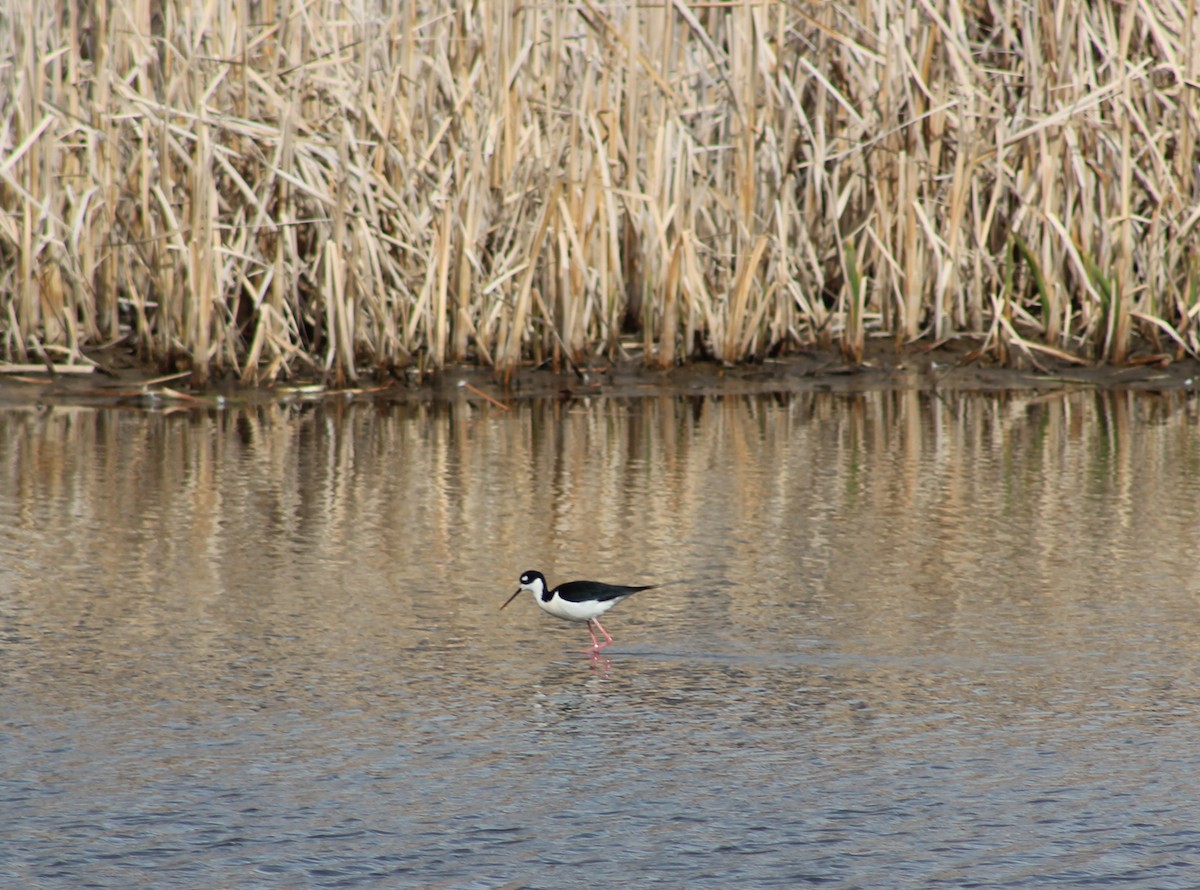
left=590, top=619, right=614, bottom=650
left=584, top=621, right=602, bottom=651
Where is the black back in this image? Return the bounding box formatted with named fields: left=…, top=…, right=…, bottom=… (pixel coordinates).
left=551, top=579, right=656, bottom=604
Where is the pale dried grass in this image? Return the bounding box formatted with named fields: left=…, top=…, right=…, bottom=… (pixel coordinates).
left=1, top=0, right=1197, bottom=384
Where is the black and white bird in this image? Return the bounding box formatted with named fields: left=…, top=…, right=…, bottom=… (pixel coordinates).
left=500, top=569, right=656, bottom=652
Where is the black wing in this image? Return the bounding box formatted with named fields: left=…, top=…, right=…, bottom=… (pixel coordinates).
left=554, top=580, right=656, bottom=604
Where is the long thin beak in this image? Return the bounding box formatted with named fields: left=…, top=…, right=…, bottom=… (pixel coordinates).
left=500, top=587, right=523, bottom=610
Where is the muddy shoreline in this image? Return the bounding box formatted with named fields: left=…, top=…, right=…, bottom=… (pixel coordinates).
left=2, top=338, right=1198, bottom=409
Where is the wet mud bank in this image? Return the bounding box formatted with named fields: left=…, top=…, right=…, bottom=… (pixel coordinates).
left=2, top=338, right=1198, bottom=410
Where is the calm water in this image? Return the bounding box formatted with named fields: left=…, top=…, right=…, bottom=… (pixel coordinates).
left=3, top=387, right=1200, bottom=888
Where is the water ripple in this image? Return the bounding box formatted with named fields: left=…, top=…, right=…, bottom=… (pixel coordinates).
left=5, top=393, right=1200, bottom=886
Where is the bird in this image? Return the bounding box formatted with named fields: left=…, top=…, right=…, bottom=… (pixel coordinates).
left=500, top=569, right=656, bottom=652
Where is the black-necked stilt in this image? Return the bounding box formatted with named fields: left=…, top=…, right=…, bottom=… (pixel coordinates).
left=501, top=569, right=656, bottom=652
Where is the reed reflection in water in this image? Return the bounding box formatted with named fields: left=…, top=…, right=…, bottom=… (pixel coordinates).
left=2, top=388, right=1200, bottom=888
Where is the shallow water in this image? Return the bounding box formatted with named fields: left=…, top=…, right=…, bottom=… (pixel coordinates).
left=3, top=388, right=1200, bottom=887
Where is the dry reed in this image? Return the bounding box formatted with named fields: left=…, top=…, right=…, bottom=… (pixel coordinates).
left=1, top=0, right=1198, bottom=385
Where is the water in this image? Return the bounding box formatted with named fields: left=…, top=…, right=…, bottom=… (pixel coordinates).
left=3, top=388, right=1200, bottom=887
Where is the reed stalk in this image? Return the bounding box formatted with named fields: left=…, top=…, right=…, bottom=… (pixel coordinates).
left=842, top=240, right=864, bottom=364
left=2, top=0, right=1199, bottom=383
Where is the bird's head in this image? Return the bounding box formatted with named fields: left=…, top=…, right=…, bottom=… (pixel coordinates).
left=500, top=569, right=547, bottom=610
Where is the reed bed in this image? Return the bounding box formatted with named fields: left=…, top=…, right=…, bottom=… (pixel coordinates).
left=1, top=0, right=1198, bottom=384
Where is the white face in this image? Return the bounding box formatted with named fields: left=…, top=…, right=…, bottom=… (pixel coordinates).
left=519, top=572, right=546, bottom=596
